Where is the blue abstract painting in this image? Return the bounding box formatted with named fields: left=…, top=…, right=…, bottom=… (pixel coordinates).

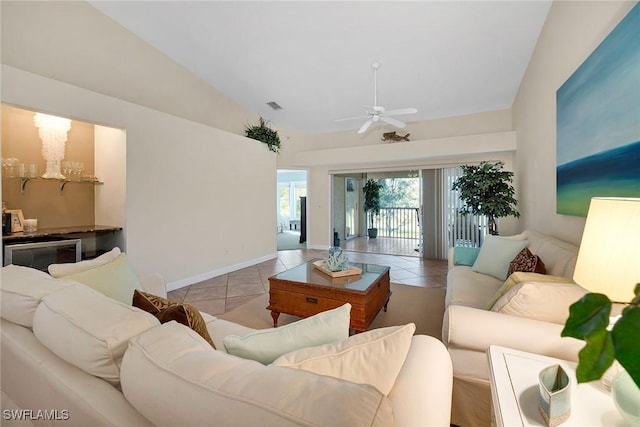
left=556, top=3, right=640, bottom=217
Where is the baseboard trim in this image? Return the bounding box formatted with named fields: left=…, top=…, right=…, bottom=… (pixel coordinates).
left=166, top=252, right=278, bottom=291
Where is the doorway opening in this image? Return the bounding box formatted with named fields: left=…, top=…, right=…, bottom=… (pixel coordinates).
left=332, top=170, right=421, bottom=257
left=332, top=166, right=489, bottom=259
left=276, top=169, right=307, bottom=251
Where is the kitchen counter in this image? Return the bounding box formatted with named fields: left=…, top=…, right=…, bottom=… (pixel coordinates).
left=2, top=225, right=122, bottom=242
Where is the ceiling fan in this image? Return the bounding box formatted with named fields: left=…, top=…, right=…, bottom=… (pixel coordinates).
left=336, top=63, right=417, bottom=134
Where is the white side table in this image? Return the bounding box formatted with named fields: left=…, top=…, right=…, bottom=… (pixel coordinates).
left=487, top=345, right=626, bottom=426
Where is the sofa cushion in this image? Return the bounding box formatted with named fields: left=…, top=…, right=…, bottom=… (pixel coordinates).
left=2, top=263, right=51, bottom=281
left=507, top=247, right=546, bottom=276
left=121, top=321, right=393, bottom=427
left=0, top=265, right=78, bottom=327
left=453, top=247, right=481, bottom=266
left=48, top=247, right=121, bottom=278
left=32, top=285, right=159, bottom=385
left=204, top=317, right=257, bottom=353
left=486, top=272, right=576, bottom=310
left=65, top=253, right=143, bottom=304
left=472, top=235, right=528, bottom=281
left=272, top=323, right=415, bottom=396
left=223, top=303, right=351, bottom=364
left=491, top=281, right=588, bottom=324
left=446, top=265, right=503, bottom=309
left=522, top=230, right=579, bottom=278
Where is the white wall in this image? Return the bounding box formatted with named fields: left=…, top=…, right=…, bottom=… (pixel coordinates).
left=1, top=2, right=276, bottom=288
left=512, top=0, right=636, bottom=245
left=1, top=1, right=256, bottom=135
left=2, top=66, right=277, bottom=288
left=94, top=125, right=126, bottom=229
left=280, top=111, right=518, bottom=248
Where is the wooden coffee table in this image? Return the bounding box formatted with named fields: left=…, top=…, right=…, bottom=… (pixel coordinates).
left=267, top=259, right=391, bottom=332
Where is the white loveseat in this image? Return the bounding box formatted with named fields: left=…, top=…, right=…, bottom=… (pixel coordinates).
left=1, top=262, right=453, bottom=427
left=442, top=230, right=587, bottom=427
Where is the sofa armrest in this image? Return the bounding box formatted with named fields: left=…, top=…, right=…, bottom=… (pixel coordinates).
left=443, top=305, right=583, bottom=362
left=447, top=247, right=455, bottom=269
left=139, top=273, right=167, bottom=298
left=388, top=335, right=452, bottom=427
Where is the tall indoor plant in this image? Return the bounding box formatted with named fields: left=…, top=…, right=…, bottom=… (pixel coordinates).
left=452, top=161, right=519, bottom=235
left=363, top=179, right=383, bottom=238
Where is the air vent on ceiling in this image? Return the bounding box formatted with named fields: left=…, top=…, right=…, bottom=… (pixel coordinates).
left=266, top=101, right=282, bottom=110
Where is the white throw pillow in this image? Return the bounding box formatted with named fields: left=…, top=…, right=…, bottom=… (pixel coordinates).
left=223, top=303, right=351, bottom=364
left=121, top=321, right=393, bottom=427
left=272, top=323, right=415, bottom=395
left=48, top=247, right=121, bottom=277
left=472, top=235, right=528, bottom=280
left=33, top=285, right=159, bottom=385
left=0, top=265, right=78, bottom=327
left=64, top=252, right=143, bottom=304
left=491, top=281, right=588, bottom=324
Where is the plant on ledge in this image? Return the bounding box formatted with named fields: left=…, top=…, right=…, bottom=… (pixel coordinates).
left=451, top=161, right=520, bottom=235
left=245, top=117, right=281, bottom=153
left=363, top=179, right=384, bottom=238
left=561, top=283, right=640, bottom=388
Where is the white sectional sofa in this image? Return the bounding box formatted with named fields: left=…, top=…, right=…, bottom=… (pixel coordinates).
left=442, top=230, right=588, bottom=427
left=1, top=260, right=453, bottom=427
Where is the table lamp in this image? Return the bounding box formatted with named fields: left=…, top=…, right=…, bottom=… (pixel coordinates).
left=573, top=197, right=640, bottom=302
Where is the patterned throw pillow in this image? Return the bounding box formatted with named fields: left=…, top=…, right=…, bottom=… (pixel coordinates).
left=132, top=289, right=176, bottom=314
left=156, top=304, right=216, bottom=348
left=508, top=248, right=546, bottom=276
left=132, top=290, right=215, bottom=348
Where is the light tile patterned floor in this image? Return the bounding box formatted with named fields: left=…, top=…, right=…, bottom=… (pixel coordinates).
left=342, top=236, right=421, bottom=257
left=167, top=249, right=447, bottom=316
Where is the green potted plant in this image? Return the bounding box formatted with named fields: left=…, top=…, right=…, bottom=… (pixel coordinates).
left=561, top=284, right=640, bottom=387
left=562, top=284, right=640, bottom=423
left=363, top=179, right=383, bottom=238
left=451, top=161, right=520, bottom=235
left=245, top=117, right=281, bottom=153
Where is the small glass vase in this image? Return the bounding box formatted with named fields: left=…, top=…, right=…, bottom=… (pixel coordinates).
left=612, top=369, right=640, bottom=426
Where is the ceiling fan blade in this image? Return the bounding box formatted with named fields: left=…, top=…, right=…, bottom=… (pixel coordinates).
left=358, top=120, right=373, bottom=134
left=335, top=115, right=369, bottom=122
left=380, top=116, right=406, bottom=129
left=384, top=107, right=418, bottom=116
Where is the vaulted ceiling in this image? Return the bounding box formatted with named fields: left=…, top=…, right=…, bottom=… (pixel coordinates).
left=90, top=1, right=551, bottom=134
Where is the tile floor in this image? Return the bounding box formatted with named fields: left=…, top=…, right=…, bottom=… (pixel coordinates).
left=167, top=249, right=448, bottom=317
left=341, top=236, right=421, bottom=257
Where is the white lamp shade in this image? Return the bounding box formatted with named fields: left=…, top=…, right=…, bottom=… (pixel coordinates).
left=573, top=198, right=640, bottom=302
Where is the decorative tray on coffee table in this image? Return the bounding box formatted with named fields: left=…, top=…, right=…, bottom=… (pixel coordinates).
left=312, top=260, right=363, bottom=278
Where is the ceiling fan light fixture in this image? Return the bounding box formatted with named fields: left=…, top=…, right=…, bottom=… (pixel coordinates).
left=336, top=62, right=417, bottom=134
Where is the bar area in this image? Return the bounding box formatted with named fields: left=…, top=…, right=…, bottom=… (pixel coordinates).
left=2, top=104, right=126, bottom=270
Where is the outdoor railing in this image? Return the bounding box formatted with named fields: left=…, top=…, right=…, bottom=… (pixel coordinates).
left=368, top=207, right=420, bottom=239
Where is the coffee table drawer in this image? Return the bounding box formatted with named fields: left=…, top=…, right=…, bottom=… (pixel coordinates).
left=269, top=289, right=355, bottom=319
